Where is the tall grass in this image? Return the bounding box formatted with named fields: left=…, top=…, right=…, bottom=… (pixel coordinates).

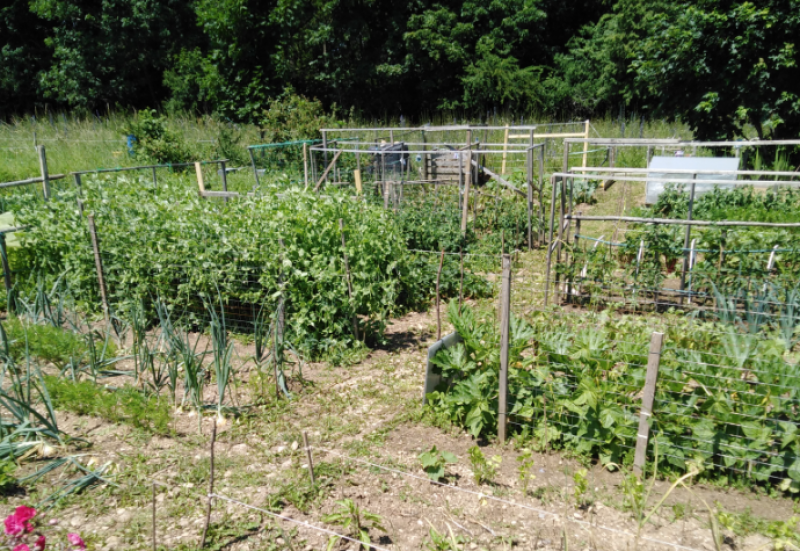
left=0, top=110, right=697, bottom=183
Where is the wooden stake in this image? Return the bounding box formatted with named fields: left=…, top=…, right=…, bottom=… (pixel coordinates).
left=633, top=332, right=664, bottom=477
left=526, top=148, right=534, bottom=250
left=498, top=254, right=512, bottom=443
left=339, top=220, right=359, bottom=340
left=354, top=169, right=362, bottom=195
left=313, top=150, right=342, bottom=192
left=195, top=162, right=206, bottom=194
left=435, top=250, right=445, bottom=340
left=87, top=215, right=111, bottom=327
left=200, top=417, right=217, bottom=549
left=303, top=432, right=315, bottom=485
left=37, top=145, right=50, bottom=201
left=152, top=482, right=157, bottom=551
left=303, top=143, right=309, bottom=188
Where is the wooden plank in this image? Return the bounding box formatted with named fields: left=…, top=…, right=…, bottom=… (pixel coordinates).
left=471, top=160, right=525, bottom=198
left=354, top=169, right=362, bottom=194
left=313, top=150, right=342, bottom=191
left=195, top=162, right=206, bottom=194
left=37, top=145, right=50, bottom=201
left=633, top=332, right=665, bottom=476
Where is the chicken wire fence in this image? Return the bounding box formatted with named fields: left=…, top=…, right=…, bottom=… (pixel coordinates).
left=485, top=258, right=800, bottom=489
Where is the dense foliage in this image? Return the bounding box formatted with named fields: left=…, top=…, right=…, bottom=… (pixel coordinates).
left=11, top=175, right=460, bottom=356
left=5, top=0, right=799, bottom=140
left=428, top=303, right=800, bottom=492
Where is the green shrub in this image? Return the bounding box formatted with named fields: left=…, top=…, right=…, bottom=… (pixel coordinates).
left=124, top=109, right=193, bottom=165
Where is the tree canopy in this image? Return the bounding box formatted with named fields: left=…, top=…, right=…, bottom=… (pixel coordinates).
left=1, top=0, right=799, bottom=140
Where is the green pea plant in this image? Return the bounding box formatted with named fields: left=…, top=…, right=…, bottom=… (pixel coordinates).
left=419, top=446, right=458, bottom=483
left=322, top=498, right=386, bottom=551
left=468, top=445, right=501, bottom=485
left=516, top=449, right=536, bottom=496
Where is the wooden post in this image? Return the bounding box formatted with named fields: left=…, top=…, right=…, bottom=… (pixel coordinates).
left=87, top=215, right=111, bottom=326
left=0, top=234, right=12, bottom=295
left=37, top=145, right=50, bottom=201
left=195, top=162, right=206, bottom=195
left=679, top=176, right=697, bottom=298
left=498, top=254, right=512, bottom=442
left=302, top=432, right=315, bottom=485
left=501, top=124, right=510, bottom=174
left=303, top=143, right=309, bottom=188
left=633, top=332, right=664, bottom=476
left=152, top=482, right=157, bottom=551
left=339, top=219, right=359, bottom=340
left=354, top=169, right=362, bottom=195
left=219, top=160, right=228, bottom=204
left=582, top=120, right=590, bottom=169
left=200, top=418, right=217, bottom=549
left=313, top=150, right=342, bottom=192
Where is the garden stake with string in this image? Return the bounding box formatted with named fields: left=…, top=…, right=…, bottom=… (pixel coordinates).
left=200, top=417, right=217, bottom=549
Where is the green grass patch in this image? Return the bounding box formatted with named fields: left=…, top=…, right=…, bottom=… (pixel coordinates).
left=2, top=317, right=116, bottom=368
left=44, top=376, right=171, bottom=435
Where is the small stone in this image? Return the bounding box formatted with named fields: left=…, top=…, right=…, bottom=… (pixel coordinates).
left=291, top=441, right=299, bottom=451
left=469, top=544, right=478, bottom=550
left=106, top=536, right=121, bottom=547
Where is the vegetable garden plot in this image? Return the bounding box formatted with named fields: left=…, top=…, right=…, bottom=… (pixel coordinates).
left=427, top=300, right=800, bottom=493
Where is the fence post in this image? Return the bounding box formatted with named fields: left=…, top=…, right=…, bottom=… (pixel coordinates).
left=435, top=250, right=445, bottom=340
left=461, top=131, right=472, bottom=234
left=303, top=143, right=309, bottom=188
left=302, top=432, right=315, bottom=485
left=37, top=145, right=50, bottom=201
left=151, top=167, right=158, bottom=189
left=538, top=146, right=545, bottom=245
left=87, top=214, right=111, bottom=327
left=582, top=119, right=590, bottom=169
left=219, top=160, right=228, bottom=203
left=526, top=147, right=533, bottom=250
left=498, top=254, right=512, bottom=442
left=195, top=162, right=206, bottom=196
left=633, top=331, right=664, bottom=477
left=339, top=220, right=359, bottom=340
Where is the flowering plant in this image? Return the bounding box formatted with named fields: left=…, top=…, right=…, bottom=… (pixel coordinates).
left=3, top=507, right=86, bottom=551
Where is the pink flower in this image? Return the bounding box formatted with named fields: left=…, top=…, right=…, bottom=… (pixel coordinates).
left=4, top=514, right=24, bottom=537
left=66, top=533, right=85, bottom=549
left=34, top=535, right=46, bottom=551
left=14, top=507, right=36, bottom=523
left=12, top=545, right=30, bottom=551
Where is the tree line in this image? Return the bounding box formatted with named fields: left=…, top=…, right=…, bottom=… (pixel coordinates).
left=2, top=0, right=799, bottom=141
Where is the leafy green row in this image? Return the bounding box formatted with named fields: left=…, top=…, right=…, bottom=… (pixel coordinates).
left=427, top=303, right=800, bottom=492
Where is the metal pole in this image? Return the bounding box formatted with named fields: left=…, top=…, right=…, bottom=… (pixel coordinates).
left=248, top=148, right=260, bottom=187
left=0, top=234, right=12, bottom=294
left=220, top=160, right=228, bottom=204
left=679, top=175, right=697, bottom=298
